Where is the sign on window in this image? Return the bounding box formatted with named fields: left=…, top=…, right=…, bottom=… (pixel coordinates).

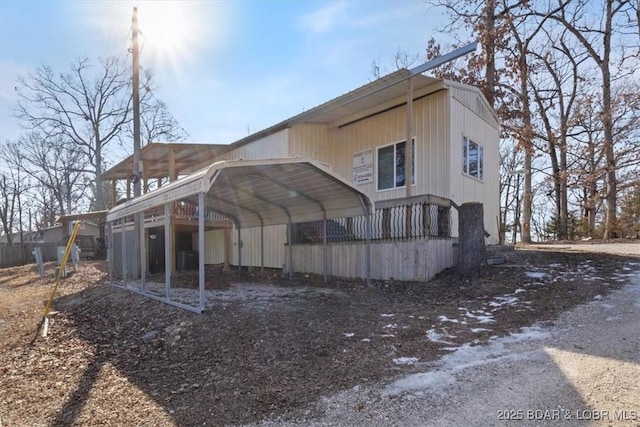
left=353, top=148, right=374, bottom=185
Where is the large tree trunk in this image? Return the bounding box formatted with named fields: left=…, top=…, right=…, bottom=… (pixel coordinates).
left=456, top=202, right=487, bottom=279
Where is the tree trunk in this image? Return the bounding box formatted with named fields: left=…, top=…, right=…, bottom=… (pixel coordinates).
left=456, top=202, right=487, bottom=279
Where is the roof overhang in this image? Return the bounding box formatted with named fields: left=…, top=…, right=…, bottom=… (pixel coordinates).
left=56, top=210, right=109, bottom=225
left=101, top=142, right=228, bottom=181
left=223, top=43, right=479, bottom=150
left=107, top=157, right=373, bottom=228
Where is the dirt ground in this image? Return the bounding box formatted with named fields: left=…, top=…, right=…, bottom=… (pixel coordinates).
left=0, top=243, right=638, bottom=426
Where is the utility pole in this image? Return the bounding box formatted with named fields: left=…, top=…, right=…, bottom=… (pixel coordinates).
left=132, top=7, right=142, bottom=279
left=132, top=6, right=141, bottom=197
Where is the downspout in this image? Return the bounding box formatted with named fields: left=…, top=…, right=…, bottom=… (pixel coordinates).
left=406, top=77, right=413, bottom=198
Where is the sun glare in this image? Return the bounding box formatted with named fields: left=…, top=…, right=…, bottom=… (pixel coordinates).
left=137, top=2, right=194, bottom=60
left=88, top=0, right=230, bottom=76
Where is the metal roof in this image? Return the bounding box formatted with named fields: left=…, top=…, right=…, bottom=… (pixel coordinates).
left=101, top=142, right=228, bottom=181
left=106, top=157, right=372, bottom=227
left=101, top=44, right=481, bottom=184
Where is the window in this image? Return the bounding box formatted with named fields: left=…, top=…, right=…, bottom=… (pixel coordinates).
left=462, top=136, right=484, bottom=180
left=377, top=139, right=415, bottom=191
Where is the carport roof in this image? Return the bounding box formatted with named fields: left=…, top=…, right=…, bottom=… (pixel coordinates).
left=101, top=142, right=228, bottom=181
left=106, top=157, right=372, bottom=227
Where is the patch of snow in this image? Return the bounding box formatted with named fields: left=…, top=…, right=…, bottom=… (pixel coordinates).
left=383, top=326, right=552, bottom=398
left=470, top=328, right=491, bottom=333
left=605, top=316, right=620, bottom=321
left=382, top=370, right=456, bottom=397
left=393, top=357, right=419, bottom=365
left=514, top=288, right=526, bottom=294
left=593, top=294, right=602, bottom=300
left=463, top=309, right=495, bottom=324
left=361, top=338, right=371, bottom=342
left=438, top=315, right=460, bottom=323
left=489, top=296, right=519, bottom=308
left=381, top=313, right=395, bottom=317
left=383, top=323, right=398, bottom=329
left=525, top=271, right=548, bottom=279
left=426, top=329, right=456, bottom=344
left=343, top=333, right=354, bottom=338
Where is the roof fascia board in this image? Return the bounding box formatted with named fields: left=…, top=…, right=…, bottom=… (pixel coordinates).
left=327, top=80, right=448, bottom=129
left=291, top=42, right=477, bottom=127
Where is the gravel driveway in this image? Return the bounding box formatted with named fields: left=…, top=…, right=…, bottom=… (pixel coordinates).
left=261, top=244, right=640, bottom=426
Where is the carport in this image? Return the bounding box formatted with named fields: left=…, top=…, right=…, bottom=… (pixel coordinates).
left=106, top=157, right=373, bottom=313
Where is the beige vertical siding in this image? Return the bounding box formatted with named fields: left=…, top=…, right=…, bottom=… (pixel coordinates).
left=448, top=87, right=500, bottom=244
left=231, top=225, right=286, bottom=268
left=288, top=91, right=452, bottom=204
left=216, top=129, right=289, bottom=161
left=289, top=239, right=454, bottom=282
left=204, top=130, right=289, bottom=268
left=201, top=225, right=286, bottom=268
left=201, top=229, right=226, bottom=264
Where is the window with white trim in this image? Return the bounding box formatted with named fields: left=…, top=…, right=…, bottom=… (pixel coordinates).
left=462, top=136, right=484, bottom=180
left=377, top=139, right=415, bottom=191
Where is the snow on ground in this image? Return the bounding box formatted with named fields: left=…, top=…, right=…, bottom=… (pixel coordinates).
left=426, top=329, right=457, bottom=344
left=392, top=357, right=419, bottom=365
left=383, top=326, right=552, bottom=398
left=524, top=271, right=548, bottom=279
left=460, top=308, right=494, bottom=323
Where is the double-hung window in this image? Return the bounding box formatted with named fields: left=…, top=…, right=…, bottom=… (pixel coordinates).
left=462, top=136, right=484, bottom=180
left=377, top=139, right=415, bottom=191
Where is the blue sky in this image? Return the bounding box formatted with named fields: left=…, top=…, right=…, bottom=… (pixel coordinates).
left=0, top=0, right=450, bottom=161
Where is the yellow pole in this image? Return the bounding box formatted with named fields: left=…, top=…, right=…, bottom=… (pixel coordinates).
left=41, top=221, right=82, bottom=336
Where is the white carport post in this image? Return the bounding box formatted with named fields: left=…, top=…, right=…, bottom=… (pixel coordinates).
left=323, top=212, right=327, bottom=283
left=108, top=222, right=114, bottom=285
left=288, top=218, right=293, bottom=280
left=237, top=226, right=242, bottom=275
left=360, top=195, right=372, bottom=286
left=198, top=192, right=205, bottom=310
left=139, top=212, right=146, bottom=291
left=164, top=203, right=171, bottom=299
left=121, top=219, right=127, bottom=287
left=260, top=223, right=264, bottom=275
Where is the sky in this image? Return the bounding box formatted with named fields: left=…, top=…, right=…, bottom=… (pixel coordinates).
left=0, top=0, right=451, bottom=165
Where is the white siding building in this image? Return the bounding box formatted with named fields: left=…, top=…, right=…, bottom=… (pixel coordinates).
left=105, top=69, right=499, bottom=283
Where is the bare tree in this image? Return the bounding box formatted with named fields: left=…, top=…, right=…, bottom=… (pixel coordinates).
left=14, top=57, right=189, bottom=211
left=3, top=133, right=90, bottom=217
left=499, top=140, right=525, bottom=243
left=533, top=0, right=640, bottom=238
left=0, top=147, right=30, bottom=244
left=528, top=28, right=589, bottom=239
left=14, top=57, right=132, bottom=210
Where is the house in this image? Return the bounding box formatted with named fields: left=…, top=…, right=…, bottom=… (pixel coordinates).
left=103, top=63, right=499, bottom=311
left=40, top=220, right=103, bottom=245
